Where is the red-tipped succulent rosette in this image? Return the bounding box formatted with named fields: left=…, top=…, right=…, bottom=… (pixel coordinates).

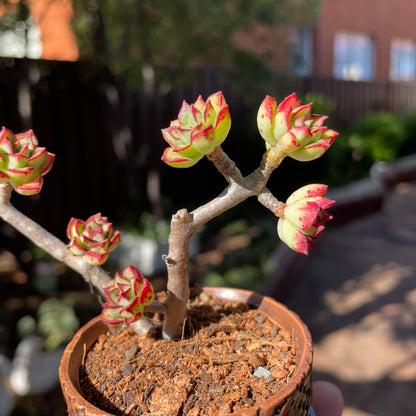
left=66, top=213, right=121, bottom=266
left=161, top=91, right=231, bottom=168
left=0, top=127, right=55, bottom=195
left=257, top=93, right=338, bottom=161
left=276, top=184, right=335, bottom=255
left=101, top=265, right=155, bottom=325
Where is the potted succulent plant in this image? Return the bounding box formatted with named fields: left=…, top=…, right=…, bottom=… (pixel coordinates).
left=0, top=90, right=338, bottom=416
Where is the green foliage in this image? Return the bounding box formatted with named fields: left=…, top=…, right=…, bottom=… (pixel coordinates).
left=135, top=212, right=170, bottom=241
left=326, top=111, right=410, bottom=185
left=348, top=112, right=405, bottom=162
left=16, top=315, right=37, bottom=338
left=37, top=299, right=79, bottom=350
left=71, top=0, right=322, bottom=88
left=16, top=298, right=79, bottom=350
left=0, top=1, right=30, bottom=32
left=303, top=92, right=337, bottom=120
left=201, top=218, right=278, bottom=292
left=399, top=110, right=416, bottom=156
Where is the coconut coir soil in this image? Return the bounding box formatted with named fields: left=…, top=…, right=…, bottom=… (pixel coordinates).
left=80, top=292, right=296, bottom=416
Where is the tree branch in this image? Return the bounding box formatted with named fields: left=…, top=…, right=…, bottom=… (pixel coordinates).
left=257, top=187, right=285, bottom=215
left=0, top=184, right=111, bottom=297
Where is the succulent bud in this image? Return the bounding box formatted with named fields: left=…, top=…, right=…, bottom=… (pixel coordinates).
left=257, top=94, right=338, bottom=162
left=161, top=91, right=231, bottom=167
left=66, top=213, right=121, bottom=265
left=0, top=127, right=55, bottom=195
left=277, top=184, right=335, bottom=255
left=101, top=265, right=155, bottom=325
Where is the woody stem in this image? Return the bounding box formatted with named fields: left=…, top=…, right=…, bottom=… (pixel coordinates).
left=162, top=147, right=286, bottom=339
left=0, top=183, right=111, bottom=297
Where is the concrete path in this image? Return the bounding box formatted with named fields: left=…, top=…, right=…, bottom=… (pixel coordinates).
left=286, top=181, right=416, bottom=416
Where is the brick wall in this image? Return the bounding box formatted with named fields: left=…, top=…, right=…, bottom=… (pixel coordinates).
left=316, top=0, right=416, bottom=80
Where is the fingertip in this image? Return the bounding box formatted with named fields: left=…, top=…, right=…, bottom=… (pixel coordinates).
left=312, top=380, right=344, bottom=416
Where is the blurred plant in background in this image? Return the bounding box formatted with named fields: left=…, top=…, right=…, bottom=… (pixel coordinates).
left=17, top=298, right=79, bottom=350
left=347, top=112, right=405, bottom=162
left=399, top=110, right=416, bottom=156
left=302, top=92, right=337, bottom=120
left=71, top=0, right=321, bottom=87
left=326, top=110, right=416, bottom=185
left=199, top=218, right=279, bottom=292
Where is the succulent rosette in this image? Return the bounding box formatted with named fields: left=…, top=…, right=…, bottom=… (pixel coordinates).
left=277, top=184, right=335, bottom=255
left=257, top=93, right=338, bottom=162
left=66, top=213, right=121, bottom=266
left=0, top=127, right=55, bottom=195
left=161, top=91, right=231, bottom=167
left=101, top=265, right=155, bottom=325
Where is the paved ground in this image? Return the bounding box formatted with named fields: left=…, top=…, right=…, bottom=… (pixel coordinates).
left=285, top=181, right=416, bottom=416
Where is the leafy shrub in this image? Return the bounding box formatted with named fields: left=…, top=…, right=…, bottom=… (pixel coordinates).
left=348, top=112, right=405, bottom=162
left=399, top=110, right=416, bottom=156
left=326, top=111, right=406, bottom=185
left=303, top=92, right=337, bottom=121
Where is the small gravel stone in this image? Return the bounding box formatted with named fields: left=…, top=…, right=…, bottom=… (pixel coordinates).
left=253, top=366, right=271, bottom=378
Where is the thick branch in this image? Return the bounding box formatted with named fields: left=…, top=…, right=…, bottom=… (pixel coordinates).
left=0, top=184, right=164, bottom=338
left=191, top=148, right=286, bottom=230
left=206, top=146, right=244, bottom=185
left=162, top=208, right=192, bottom=339
left=257, top=188, right=285, bottom=215
left=0, top=184, right=111, bottom=297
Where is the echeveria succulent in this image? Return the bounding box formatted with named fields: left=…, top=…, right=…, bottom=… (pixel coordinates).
left=277, top=184, right=335, bottom=254
left=0, top=127, right=55, bottom=195
left=101, top=265, right=155, bottom=325
left=161, top=91, right=231, bottom=167
left=257, top=93, right=338, bottom=161
left=66, top=213, right=121, bottom=265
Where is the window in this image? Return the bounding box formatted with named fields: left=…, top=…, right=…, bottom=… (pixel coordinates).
left=334, top=31, right=374, bottom=81
left=289, top=27, right=313, bottom=77
left=390, top=38, right=416, bottom=82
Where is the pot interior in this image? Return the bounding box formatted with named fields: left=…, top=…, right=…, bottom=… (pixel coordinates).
left=60, top=287, right=312, bottom=416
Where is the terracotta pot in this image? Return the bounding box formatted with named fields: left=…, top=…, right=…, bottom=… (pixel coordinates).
left=59, top=287, right=313, bottom=416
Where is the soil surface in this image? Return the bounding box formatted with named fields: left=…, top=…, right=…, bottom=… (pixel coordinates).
left=80, top=291, right=296, bottom=416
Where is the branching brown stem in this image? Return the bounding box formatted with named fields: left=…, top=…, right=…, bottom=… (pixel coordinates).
left=0, top=184, right=111, bottom=297
left=0, top=182, right=165, bottom=336
left=257, top=188, right=286, bottom=215
left=162, top=147, right=286, bottom=339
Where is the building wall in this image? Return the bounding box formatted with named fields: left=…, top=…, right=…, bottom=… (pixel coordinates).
left=316, top=0, right=416, bottom=80
left=233, top=25, right=290, bottom=71
left=30, top=0, right=78, bottom=61
left=0, top=0, right=78, bottom=61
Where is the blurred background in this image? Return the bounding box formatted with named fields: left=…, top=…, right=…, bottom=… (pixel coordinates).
left=0, top=0, right=415, bottom=415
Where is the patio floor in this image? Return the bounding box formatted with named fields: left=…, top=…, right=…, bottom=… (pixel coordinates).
left=285, top=181, right=416, bottom=416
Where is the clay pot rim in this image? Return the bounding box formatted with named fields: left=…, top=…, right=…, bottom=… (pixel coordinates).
left=59, top=287, right=312, bottom=416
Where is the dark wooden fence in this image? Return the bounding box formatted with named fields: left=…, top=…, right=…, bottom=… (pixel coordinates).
left=295, top=77, right=416, bottom=128
left=1, top=58, right=416, bottom=237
